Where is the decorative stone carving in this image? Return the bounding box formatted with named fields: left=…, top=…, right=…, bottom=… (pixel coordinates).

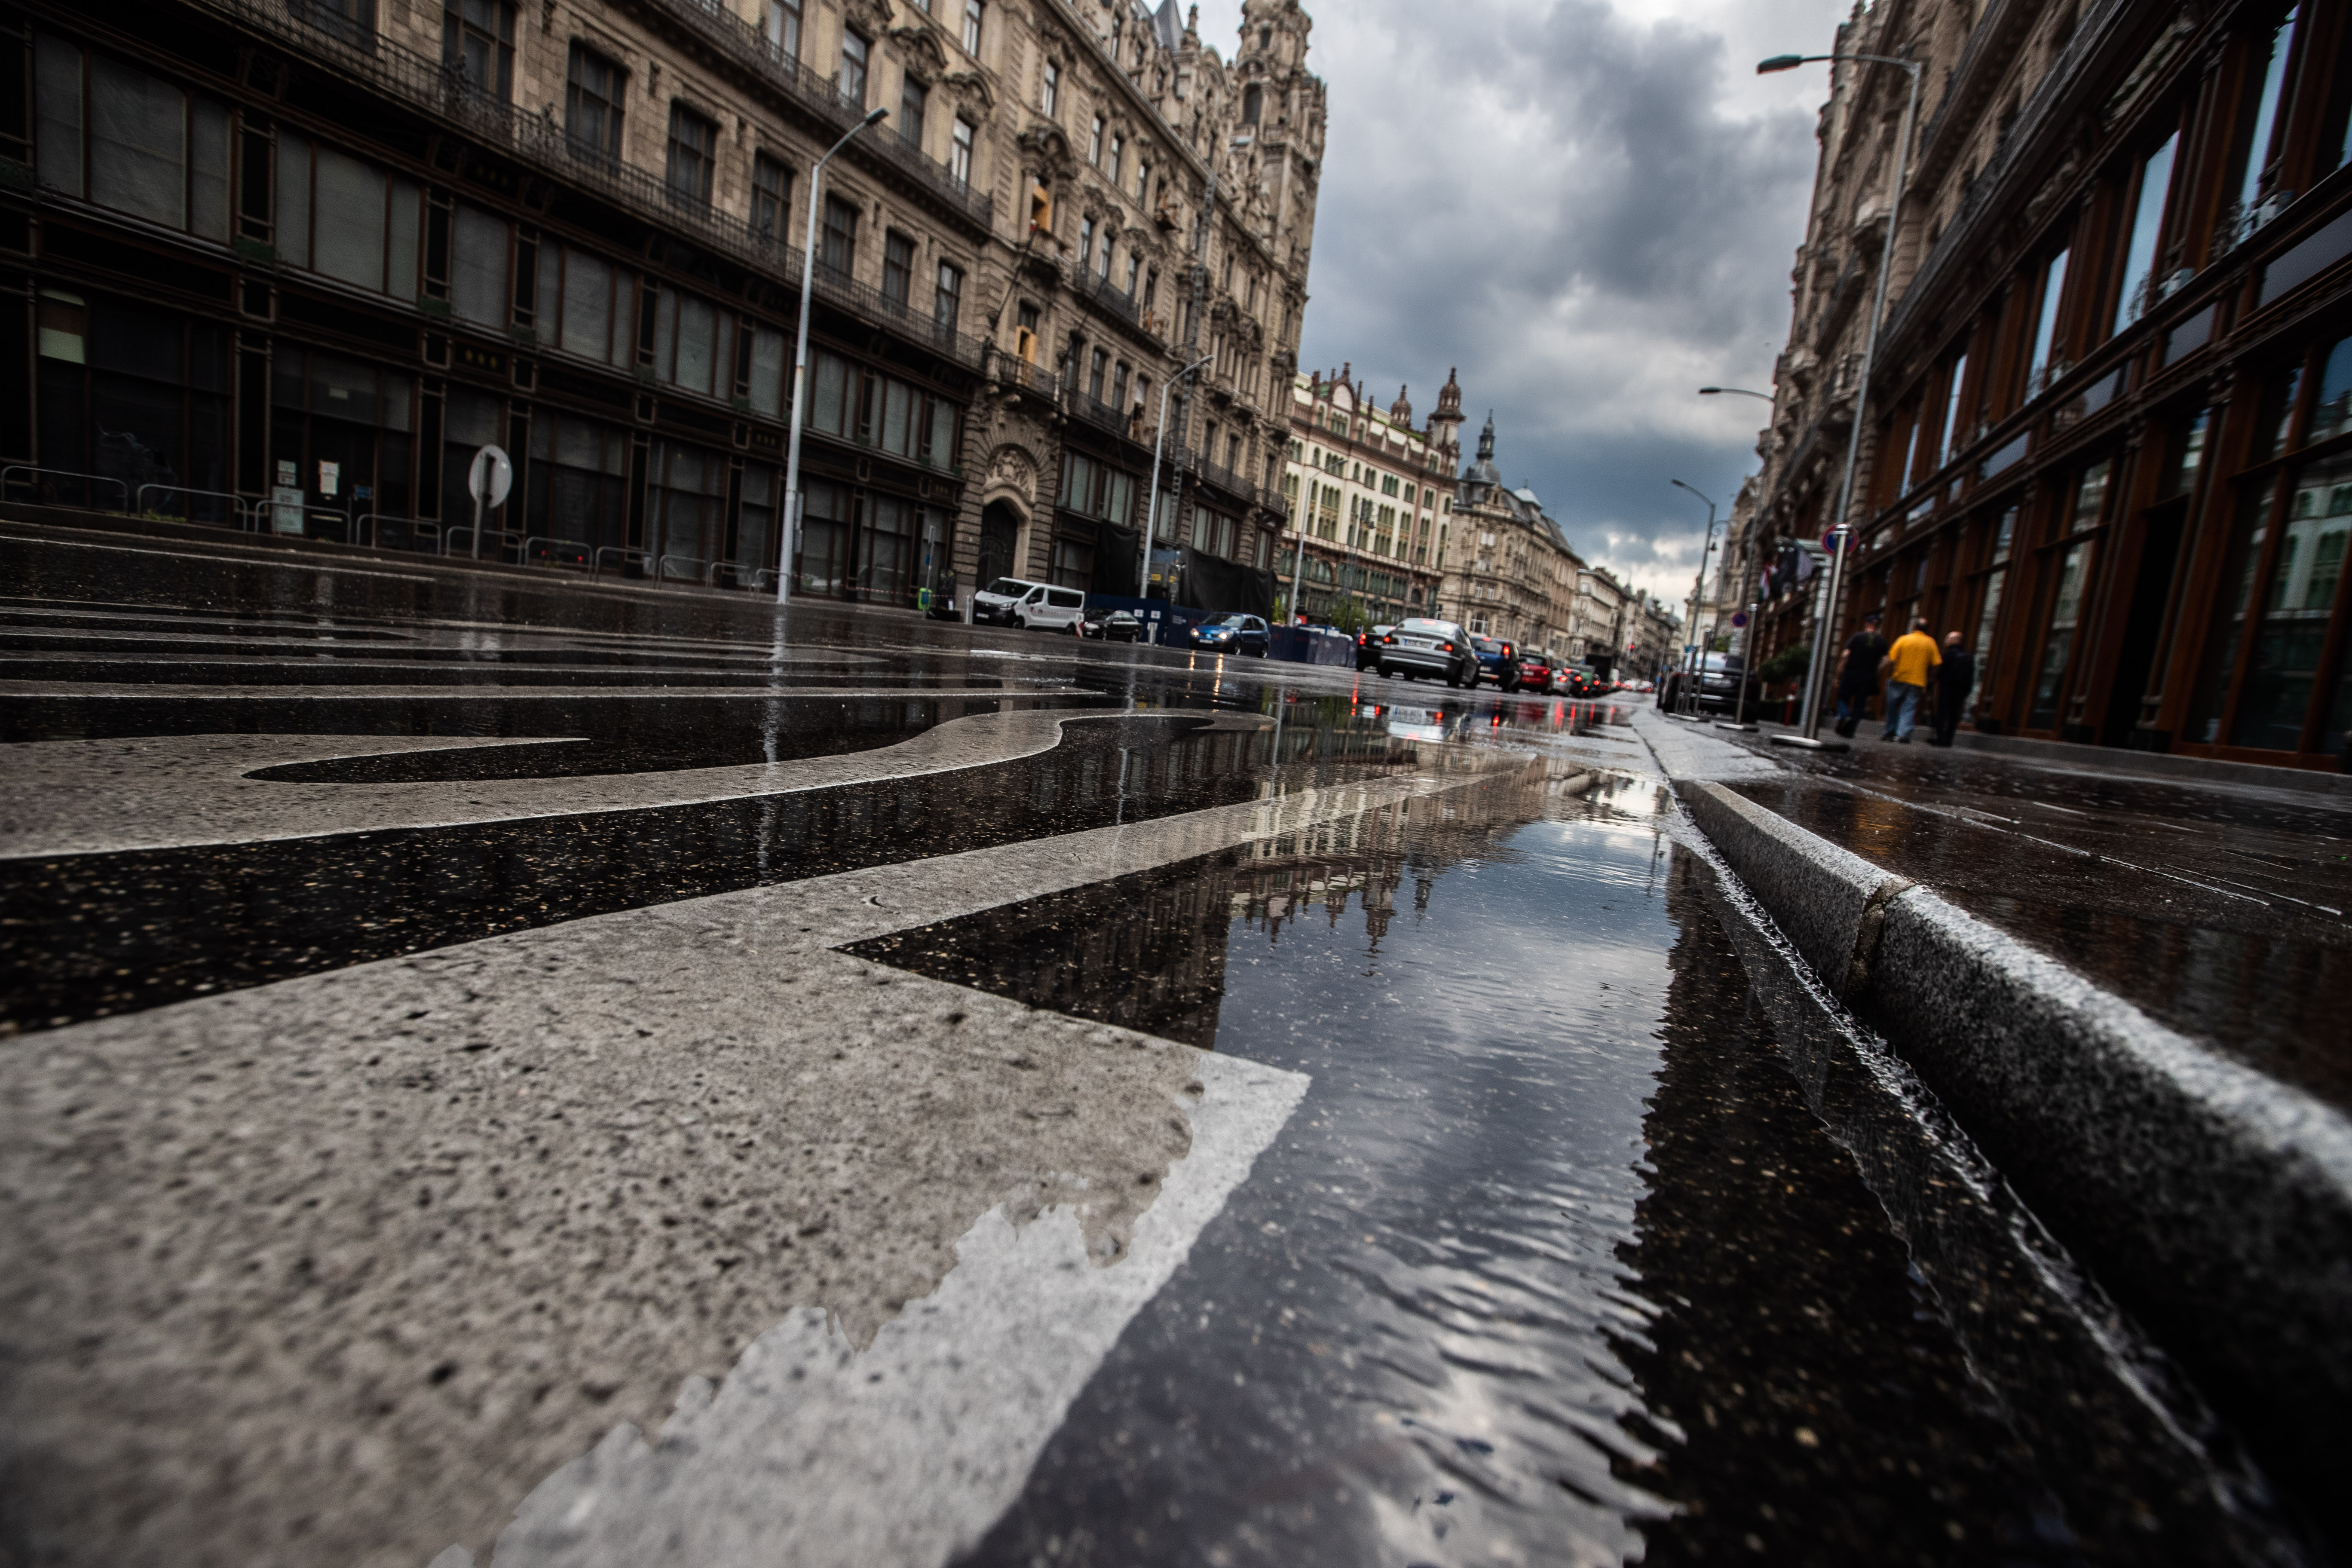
left=889, top=23, right=949, bottom=79
left=984, top=444, right=1037, bottom=508
left=1017, top=123, right=1074, bottom=182
left=941, top=67, right=995, bottom=115
left=843, top=0, right=893, bottom=37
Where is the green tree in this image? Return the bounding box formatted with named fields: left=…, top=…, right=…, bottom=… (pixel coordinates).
left=1323, top=594, right=1372, bottom=634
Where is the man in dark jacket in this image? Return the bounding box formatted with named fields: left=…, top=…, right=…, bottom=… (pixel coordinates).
left=1932, top=631, right=1976, bottom=747
left=1833, top=612, right=1887, bottom=738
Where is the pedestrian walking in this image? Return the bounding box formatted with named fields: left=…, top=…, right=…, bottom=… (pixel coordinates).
left=1932, top=631, right=1975, bottom=747
left=1881, top=616, right=1941, bottom=743
left=1833, top=612, right=1889, bottom=738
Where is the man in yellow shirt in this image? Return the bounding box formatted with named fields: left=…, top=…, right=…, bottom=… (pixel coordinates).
left=1881, top=617, right=1942, bottom=743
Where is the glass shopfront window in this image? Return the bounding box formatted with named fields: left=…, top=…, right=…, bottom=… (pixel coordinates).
left=36, top=291, right=234, bottom=520
left=804, top=348, right=961, bottom=467
left=2231, top=453, right=2351, bottom=750
left=524, top=410, right=629, bottom=551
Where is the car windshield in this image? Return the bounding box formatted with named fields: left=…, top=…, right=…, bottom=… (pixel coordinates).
left=1200, top=612, right=1244, bottom=627
left=1700, top=654, right=1745, bottom=672
left=984, top=579, right=1029, bottom=597
left=1397, top=619, right=1453, bottom=634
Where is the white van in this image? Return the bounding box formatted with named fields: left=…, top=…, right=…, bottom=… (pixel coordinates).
left=972, top=577, right=1087, bottom=631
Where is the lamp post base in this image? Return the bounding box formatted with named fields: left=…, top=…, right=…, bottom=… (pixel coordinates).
left=1768, top=732, right=1849, bottom=753
left=1714, top=721, right=1758, bottom=732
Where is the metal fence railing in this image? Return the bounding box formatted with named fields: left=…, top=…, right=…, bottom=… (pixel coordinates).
left=591, top=545, right=651, bottom=580
left=3, top=466, right=130, bottom=511
left=135, top=483, right=254, bottom=530
left=523, top=535, right=592, bottom=569
left=356, top=512, right=441, bottom=552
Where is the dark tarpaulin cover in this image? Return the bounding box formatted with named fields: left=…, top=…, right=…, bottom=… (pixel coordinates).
left=1094, top=521, right=1140, bottom=599
left=1180, top=546, right=1275, bottom=619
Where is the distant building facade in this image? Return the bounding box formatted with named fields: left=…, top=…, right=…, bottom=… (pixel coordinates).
left=1568, top=563, right=1629, bottom=674
left=1438, top=413, right=1580, bottom=651
left=1275, top=363, right=1455, bottom=622
left=1740, top=0, right=2352, bottom=768
left=9, top=0, right=1326, bottom=611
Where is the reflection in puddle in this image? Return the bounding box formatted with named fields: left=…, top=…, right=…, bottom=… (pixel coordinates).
left=867, top=765, right=2095, bottom=1565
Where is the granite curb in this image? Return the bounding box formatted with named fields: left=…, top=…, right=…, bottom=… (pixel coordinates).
left=1673, top=772, right=2352, bottom=1535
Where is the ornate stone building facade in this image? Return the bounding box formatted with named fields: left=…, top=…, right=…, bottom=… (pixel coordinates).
left=1274, top=362, right=1454, bottom=623
left=1567, top=561, right=1628, bottom=675
left=7, top=0, right=1324, bottom=609
left=1739, top=0, right=2352, bottom=769
left=1437, top=413, right=1581, bottom=652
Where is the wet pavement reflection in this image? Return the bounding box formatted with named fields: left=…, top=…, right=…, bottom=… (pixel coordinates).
left=860, top=769, right=2098, bottom=1565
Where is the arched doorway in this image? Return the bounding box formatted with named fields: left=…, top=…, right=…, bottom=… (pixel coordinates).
left=977, top=500, right=1022, bottom=588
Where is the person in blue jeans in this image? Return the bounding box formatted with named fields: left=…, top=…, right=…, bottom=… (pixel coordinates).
left=1880, top=618, right=1942, bottom=743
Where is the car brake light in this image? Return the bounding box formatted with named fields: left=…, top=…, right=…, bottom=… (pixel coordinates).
left=1440, top=642, right=1454, bottom=652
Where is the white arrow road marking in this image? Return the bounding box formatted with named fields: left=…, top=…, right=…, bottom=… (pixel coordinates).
left=0, top=703, right=1128, bottom=858
left=2, top=760, right=1494, bottom=1568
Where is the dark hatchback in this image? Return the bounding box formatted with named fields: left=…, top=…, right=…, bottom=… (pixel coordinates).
left=1472, top=636, right=1523, bottom=691
left=1188, top=612, right=1270, bottom=656
left=1374, top=618, right=1481, bottom=686
left=1355, top=624, right=1395, bottom=671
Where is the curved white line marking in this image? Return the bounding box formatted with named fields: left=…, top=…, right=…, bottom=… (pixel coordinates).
left=0, top=704, right=1154, bottom=858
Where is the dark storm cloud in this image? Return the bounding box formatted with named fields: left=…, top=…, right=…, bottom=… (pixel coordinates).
left=1268, top=0, right=1831, bottom=600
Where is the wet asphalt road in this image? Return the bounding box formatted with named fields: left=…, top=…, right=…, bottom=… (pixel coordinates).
left=0, top=524, right=2321, bottom=1566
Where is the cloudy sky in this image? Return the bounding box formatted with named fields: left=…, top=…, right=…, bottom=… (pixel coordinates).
left=1196, top=0, right=1847, bottom=606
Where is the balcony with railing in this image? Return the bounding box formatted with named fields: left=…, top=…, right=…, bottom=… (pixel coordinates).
left=646, top=0, right=992, bottom=231
left=184, top=0, right=988, bottom=370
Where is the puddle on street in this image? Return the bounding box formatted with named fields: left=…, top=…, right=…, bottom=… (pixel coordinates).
left=858, top=765, right=2088, bottom=1565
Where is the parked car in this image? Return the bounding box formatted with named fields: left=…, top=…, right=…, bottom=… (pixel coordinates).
left=1657, top=653, right=1763, bottom=714
left=1189, top=612, right=1270, bottom=655
left=1515, top=649, right=1555, bottom=693
left=1354, top=623, right=1395, bottom=671
left=1562, top=667, right=1607, bottom=700
left=1471, top=636, right=1523, bottom=691
left=971, top=578, right=1087, bottom=631
left=1374, top=618, right=1481, bottom=687
left=1085, top=609, right=1142, bottom=642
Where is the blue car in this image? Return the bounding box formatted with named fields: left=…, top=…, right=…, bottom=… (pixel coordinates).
left=1188, top=612, right=1270, bottom=656
left=1471, top=635, right=1523, bottom=691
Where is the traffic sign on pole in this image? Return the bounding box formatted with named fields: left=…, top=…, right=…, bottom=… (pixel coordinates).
left=467, top=445, right=511, bottom=560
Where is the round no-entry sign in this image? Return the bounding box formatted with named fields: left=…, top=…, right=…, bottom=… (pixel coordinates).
left=468, top=445, right=513, bottom=509
left=1731, top=611, right=1749, bottom=628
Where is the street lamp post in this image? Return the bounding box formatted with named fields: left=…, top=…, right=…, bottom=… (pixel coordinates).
left=777, top=105, right=890, bottom=606
left=1140, top=355, right=1213, bottom=633
left=1757, top=48, right=1923, bottom=747
left=1670, top=478, right=1718, bottom=718
left=1700, top=386, right=1776, bottom=729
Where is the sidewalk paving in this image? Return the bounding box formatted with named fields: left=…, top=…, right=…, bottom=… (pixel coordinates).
left=1638, top=710, right=2352, bottom=1112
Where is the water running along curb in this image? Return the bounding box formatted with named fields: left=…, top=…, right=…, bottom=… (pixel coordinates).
left=1672, top=773, right=2352, bottom=1540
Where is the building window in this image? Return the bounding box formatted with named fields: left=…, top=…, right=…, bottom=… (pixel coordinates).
left=1089, top=114, right=1104, bottom=166
left=443, top=0, right=514, bottom=100
left=1041, top=60, right=1058, bottom=117
left=900, top=77, right=928, bottom=151
left=665, top=102, right=716, bottom=207
left=2024, top=248, right=2070, bottom=396
left=882, top=230, right=915, bottom=306
left=752, top=152, right=790, bottom=242
left=2228, top=7, right=2301, bottom=239
left=1077, top=215, right=1095, bottom=273
left=840, top=30, right=870, bottom=109
left=565, top=43, right=625, bottom=161
left=950, top=118, right=975, bottom=186
left=1107, top=135, right=1123, bottom=185
left=1242, top=84, right=1262, bottom=124
left=1096, top=227, right=1113, bottom=279
left=1016, top=300, right=1040, bottom=362
left=2112, top=131, right=2180, bottom=334
left=821, top=195, right=857, bottom=275
left=1086, top=347, right=1108, bottom=400
left=962, top=0, right=983, bottom=56
left=1112, top=360, right=1130, bottom=410
left=934, top=261, right=963, bottom=331
left=1122, top=252, right=1140, bottom=296
left=766, top=0, right=800, bottom=61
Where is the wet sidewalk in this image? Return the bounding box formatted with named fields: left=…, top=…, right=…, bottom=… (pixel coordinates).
left=1640, top=710, right=2352, bottom=1111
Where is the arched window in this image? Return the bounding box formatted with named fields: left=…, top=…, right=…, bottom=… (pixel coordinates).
left=1242, top=84, right=1262, bottom=124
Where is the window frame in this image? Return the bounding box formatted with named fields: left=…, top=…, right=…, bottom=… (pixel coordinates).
left=565, top=42, right=626, bottom=162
